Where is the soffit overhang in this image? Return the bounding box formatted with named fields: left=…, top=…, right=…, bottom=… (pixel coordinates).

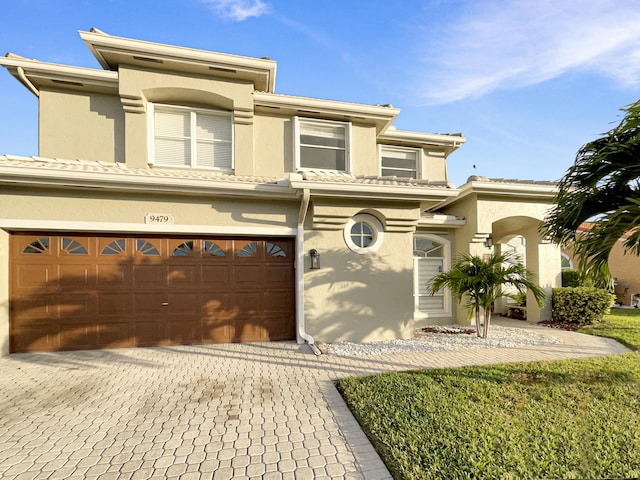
left=0, top=54, right=119, bottom=95
left=289, top=178, right=458, bottom=206
left=434, top=178, right=558, bottom=211
left=79, top=29, right=277, bottom=93
left=253, top=91, right=400, bottom=133
left=378, top=129, right=466, bottom=155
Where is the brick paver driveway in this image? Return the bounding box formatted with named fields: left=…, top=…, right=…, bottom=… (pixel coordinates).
left=0, top=321, right=629, bottom=479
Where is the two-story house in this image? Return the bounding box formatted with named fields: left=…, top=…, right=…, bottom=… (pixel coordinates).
left=0, top=29, right=561, bottom=354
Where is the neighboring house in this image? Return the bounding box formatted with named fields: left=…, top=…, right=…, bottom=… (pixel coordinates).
left=563, top=222, right=640, bottom=306
left=0, top=29, right=562, bottom=354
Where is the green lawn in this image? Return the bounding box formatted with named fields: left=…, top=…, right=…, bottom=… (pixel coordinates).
left=578, top=307, right=640, bottom=351
left=336, top=309, right=640, bottom=479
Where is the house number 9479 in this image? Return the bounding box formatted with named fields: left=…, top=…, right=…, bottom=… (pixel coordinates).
left=145, top=213, right=174, bottom=224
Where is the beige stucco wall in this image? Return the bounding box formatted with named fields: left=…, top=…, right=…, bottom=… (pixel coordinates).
left=39, top=89, right=125, bottom=163
left=565, top=240, right=640, bottom=306
left=441, top=191, right=560, bottom=323
left=253, top=112, right=293, bottom=178
left=422, top=148, right=448, bottom=183
left=302, top=201, right=418, bottom=343
left=0, top=188, right=298, bottom=229
left=349, top=124, right=378, bottom=176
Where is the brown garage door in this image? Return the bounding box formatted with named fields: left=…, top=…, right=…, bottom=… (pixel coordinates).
left=10, top=234, right=296, bottom=353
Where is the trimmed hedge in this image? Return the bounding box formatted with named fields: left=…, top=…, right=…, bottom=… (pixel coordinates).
left=552, top=287, right=615, bottom=324
left=561, top=269, right=582, bottom=287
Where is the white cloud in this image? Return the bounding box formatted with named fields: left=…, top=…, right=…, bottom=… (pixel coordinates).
left=199, top=0, right=269, bottom=21
left=415, top=0, right=640, bottom=104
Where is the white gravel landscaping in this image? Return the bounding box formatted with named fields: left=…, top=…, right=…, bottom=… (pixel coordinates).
left=327, top=325, right=564, bottom=356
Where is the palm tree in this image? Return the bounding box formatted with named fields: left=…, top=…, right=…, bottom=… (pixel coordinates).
left=543, top=100, right=640, bottom=286
left=429, top=252, right=545, bottom=338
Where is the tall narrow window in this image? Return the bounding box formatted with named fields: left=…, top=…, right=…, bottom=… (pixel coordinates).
left=380, top=146, right=419, bottom=179
left=295, top=118, right=350, bottom=172
left=150, top=103, right=232, bottom=170
left=414, top=235, right=451, bottom=317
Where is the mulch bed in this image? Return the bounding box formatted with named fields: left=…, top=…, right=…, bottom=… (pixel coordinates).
left=419, top=326, right=477, bottom=335
left=537, top=320, right=581, bottom=331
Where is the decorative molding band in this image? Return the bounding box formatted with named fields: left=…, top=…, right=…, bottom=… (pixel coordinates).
left=312, top=214, right=350, bottom=230
left=384, top=218, right=418, bottom=233
left=234, top=108, right=254, bottom=126
left=121, top=95, right=145, bottom=114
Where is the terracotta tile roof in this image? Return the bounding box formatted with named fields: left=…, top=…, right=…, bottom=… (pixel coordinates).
left=578, top=221, right=634, bottom=239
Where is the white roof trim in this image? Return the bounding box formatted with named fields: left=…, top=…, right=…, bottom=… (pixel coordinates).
left=254, top=91, right=399, bottom=132
left=0, top=55, right=118, bottom=93
left=79, top=29, right=277, bottom=93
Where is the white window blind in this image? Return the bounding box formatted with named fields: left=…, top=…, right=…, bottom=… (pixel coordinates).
left=381, top=147, right=418, bottom=178
left=152, top=105, right=232, bottom=170
left=415, top=257, right=445, bottom=312
left=296, top=118, right=349, bottom=171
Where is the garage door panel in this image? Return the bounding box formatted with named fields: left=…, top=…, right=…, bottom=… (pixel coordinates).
left=11, top=294, right=57, bottom=320
left=133, top=265, right=166, bottom=286
left=14, top=264, right=55, bottom=290
left=133, top=294, right=167, bottom=315
left=167, top=320, right=203, bottom=345
left=97, top=294, right=133, bottom=315
left=263, top=291, right=294, bottom=313
left=58, top=264, right=92, bottom=287
left=97, top=265, right=132, bottom=287
left=11, top=327, right=58, bottom=352
left=97, top=324, right=135, bottom=348
left=202, top=293, right=232, bottom=317
left=134, top=320, right=166, bottom=346
left=10, top=234, right=295, bottom=352
left=166, top=293, right=200, bottom=315
left=57, top=293, right=96, bottom=316
left=58, top=324, right=98, bottom=350
left=234, top=265, right=262, bottom=286
left=264, top=265, right=293, bottom=286
left=262, top=316, right=296, bottom=340
left=167, top=265, right=200, bottom=286
left=202, top=265, right=231, bottom=286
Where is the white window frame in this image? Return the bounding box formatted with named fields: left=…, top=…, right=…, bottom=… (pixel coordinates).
left=148, top=103, right=234, bottom=171
left=293, top=117, right=351, bottom=173
left=379, top=145, right=421, bottom=179
left=413, top=234, right=452, bottom=318
left=561, top=252, right=573, bottom=270
left=344, top=214, right=384, bottom=255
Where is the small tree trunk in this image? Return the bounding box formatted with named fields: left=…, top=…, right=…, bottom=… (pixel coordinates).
left=475, top=306, right=482, bottom=337
left=483, top=309, right=492, bottom=338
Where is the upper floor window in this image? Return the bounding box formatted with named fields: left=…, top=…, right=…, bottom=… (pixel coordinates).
left=294, top=117, right=350, bottom=172
left=380, top=146, right=420, bottom=179
left=149, top=103, right=233, bottom=170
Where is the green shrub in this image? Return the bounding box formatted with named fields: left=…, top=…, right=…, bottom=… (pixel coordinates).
left=552, top=287, right=615, bottom=324
left=561, top=269, right=582, bottom=287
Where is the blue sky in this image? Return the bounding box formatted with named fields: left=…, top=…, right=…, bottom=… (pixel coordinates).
left=0, top=0, right=639, bottom=187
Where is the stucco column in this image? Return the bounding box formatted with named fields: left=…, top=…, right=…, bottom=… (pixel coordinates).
left=525, top=240, right=561, bottom=322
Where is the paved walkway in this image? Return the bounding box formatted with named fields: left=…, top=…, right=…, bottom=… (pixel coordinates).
left=0, top=321, right=631, bottom=480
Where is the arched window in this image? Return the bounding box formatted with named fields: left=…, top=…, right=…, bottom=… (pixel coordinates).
left=413, top=235, right=451, bottom=317
left=561, top=253, right=573, bottom=270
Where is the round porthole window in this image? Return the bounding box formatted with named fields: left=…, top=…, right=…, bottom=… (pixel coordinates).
left=344, top=214, right=384, bottom=254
